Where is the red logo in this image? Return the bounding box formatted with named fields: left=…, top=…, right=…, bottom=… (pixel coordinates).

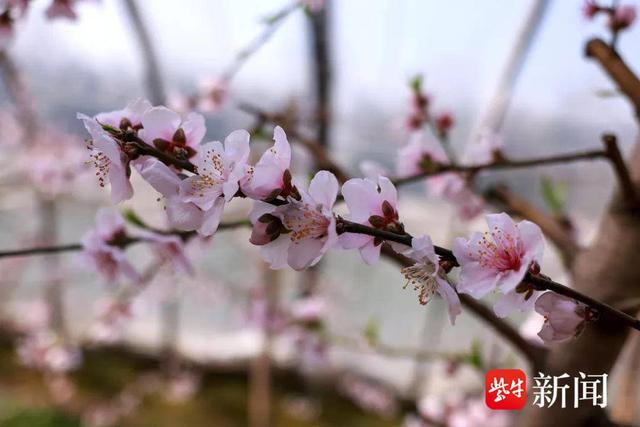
left=485, top=369, right=527, bottom=410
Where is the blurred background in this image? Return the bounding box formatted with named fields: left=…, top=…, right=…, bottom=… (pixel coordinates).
left=0, top=0, right=639, bottom=425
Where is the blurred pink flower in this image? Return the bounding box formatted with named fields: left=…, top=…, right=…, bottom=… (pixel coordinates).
left=178, top=129, right=250, bottom=235
left=582, top=0, right=600, bottom=19
left=396, top=131, right=448, bottom=180
left=45, top=0, right=81, bottom=20
left=290, top=296, right=325, bottom=323
left=609, top=4, right=637, bottom=30
left=241, top=126, right=293, bottom=200
left=80, top=208, right=140, bottom=283
left=197, top=76, right=228, bottom=113
left=434, top=111, right=454, bottom=135
left=453, top=213, right=544, bottom=298
left=535, top=292, right=591, bottom=342
left=397, top=132, right=484, bottom=219
left=401, top=235, right=461, bottom=324
left=339, top=374, right=398, bottom=418
left=249, top=170, right=338, bottom=270
left=464, top=129, right=504, bottom=165
left=17, top=331, right=82, bottom=373
left=340, top=176, right=401, bottom=265
left=140, top=230, right=194, bottom=275
left=27, top=129, right=86, bottom=199
left=165, top=371, right=201, bottom=403
left=138, top=106, right=205, bottom=160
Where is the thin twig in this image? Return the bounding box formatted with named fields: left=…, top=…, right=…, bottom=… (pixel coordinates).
left=393, top=149, right=608, bottom=186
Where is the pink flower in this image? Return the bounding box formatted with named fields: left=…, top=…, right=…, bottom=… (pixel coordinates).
left=178, top=130, right=250, bottom=234
left=78, top=113, right=137, bottom=203
left=397, top=131, right=449, bottom=193
left=241, top=126, right=293, bottom=200
left=582, top=1, right=600, bottom=19
left=464, top=129, right=504, bottom=165
left=140, top=231, right=194, bottom=275
left=17, top=331, right=82, bottom=373
left=397, top=132, right=484, bottom=220
left=609, top=4, right=637, bottom=30
left=95, top=98, right=151, bottom=131
left=138, top=106, right=205, bottom=161
left=339, top=374, right=398, bottom=418
left=340, top=176, right=402, bottom=265
left=452, top=213, right=544, bottom=299
left=46, top=0, right=80, bottom=20
left=290, top=296, right=325, bottom=323
left=401, top=235, right=461, bottom=324
left=136, top=157, right=207, bottom=233
left=249, top=170, right=338, bottom=270
left=197, top=76, right=228, bottom=113
left=535, top=292, right=591, bottom=342
left=80, top=208, right=139, bottom=283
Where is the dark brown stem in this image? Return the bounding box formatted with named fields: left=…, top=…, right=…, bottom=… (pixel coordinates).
left=602, top=133, right=640, bottom=208
left=393, top=149, right=608, bottom=187
left=122, top=0, right=166, bottom=104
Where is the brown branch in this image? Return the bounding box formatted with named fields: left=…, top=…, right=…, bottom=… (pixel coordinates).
left=393, top=149, right=607, bottom=187
left=585, top=38, right=640, bottom=117
left=0, top=220, right=249, bottom=260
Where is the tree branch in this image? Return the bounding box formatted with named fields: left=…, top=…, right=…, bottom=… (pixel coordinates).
left=585, top=38, right=640, bottom=117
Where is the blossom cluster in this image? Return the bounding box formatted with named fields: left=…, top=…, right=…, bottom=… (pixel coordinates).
left=78, top=99, right=592, bottom=343
left=583, top=1, right=637, bottom=32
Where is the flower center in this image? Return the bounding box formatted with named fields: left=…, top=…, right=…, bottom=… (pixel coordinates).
left=475, top=227, right=523, bottom=272
left=401, top=261, right=438, bottom=305
left=282, top=201, right=330, bottom=243
left=188, top=148, right=225, bottom=197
